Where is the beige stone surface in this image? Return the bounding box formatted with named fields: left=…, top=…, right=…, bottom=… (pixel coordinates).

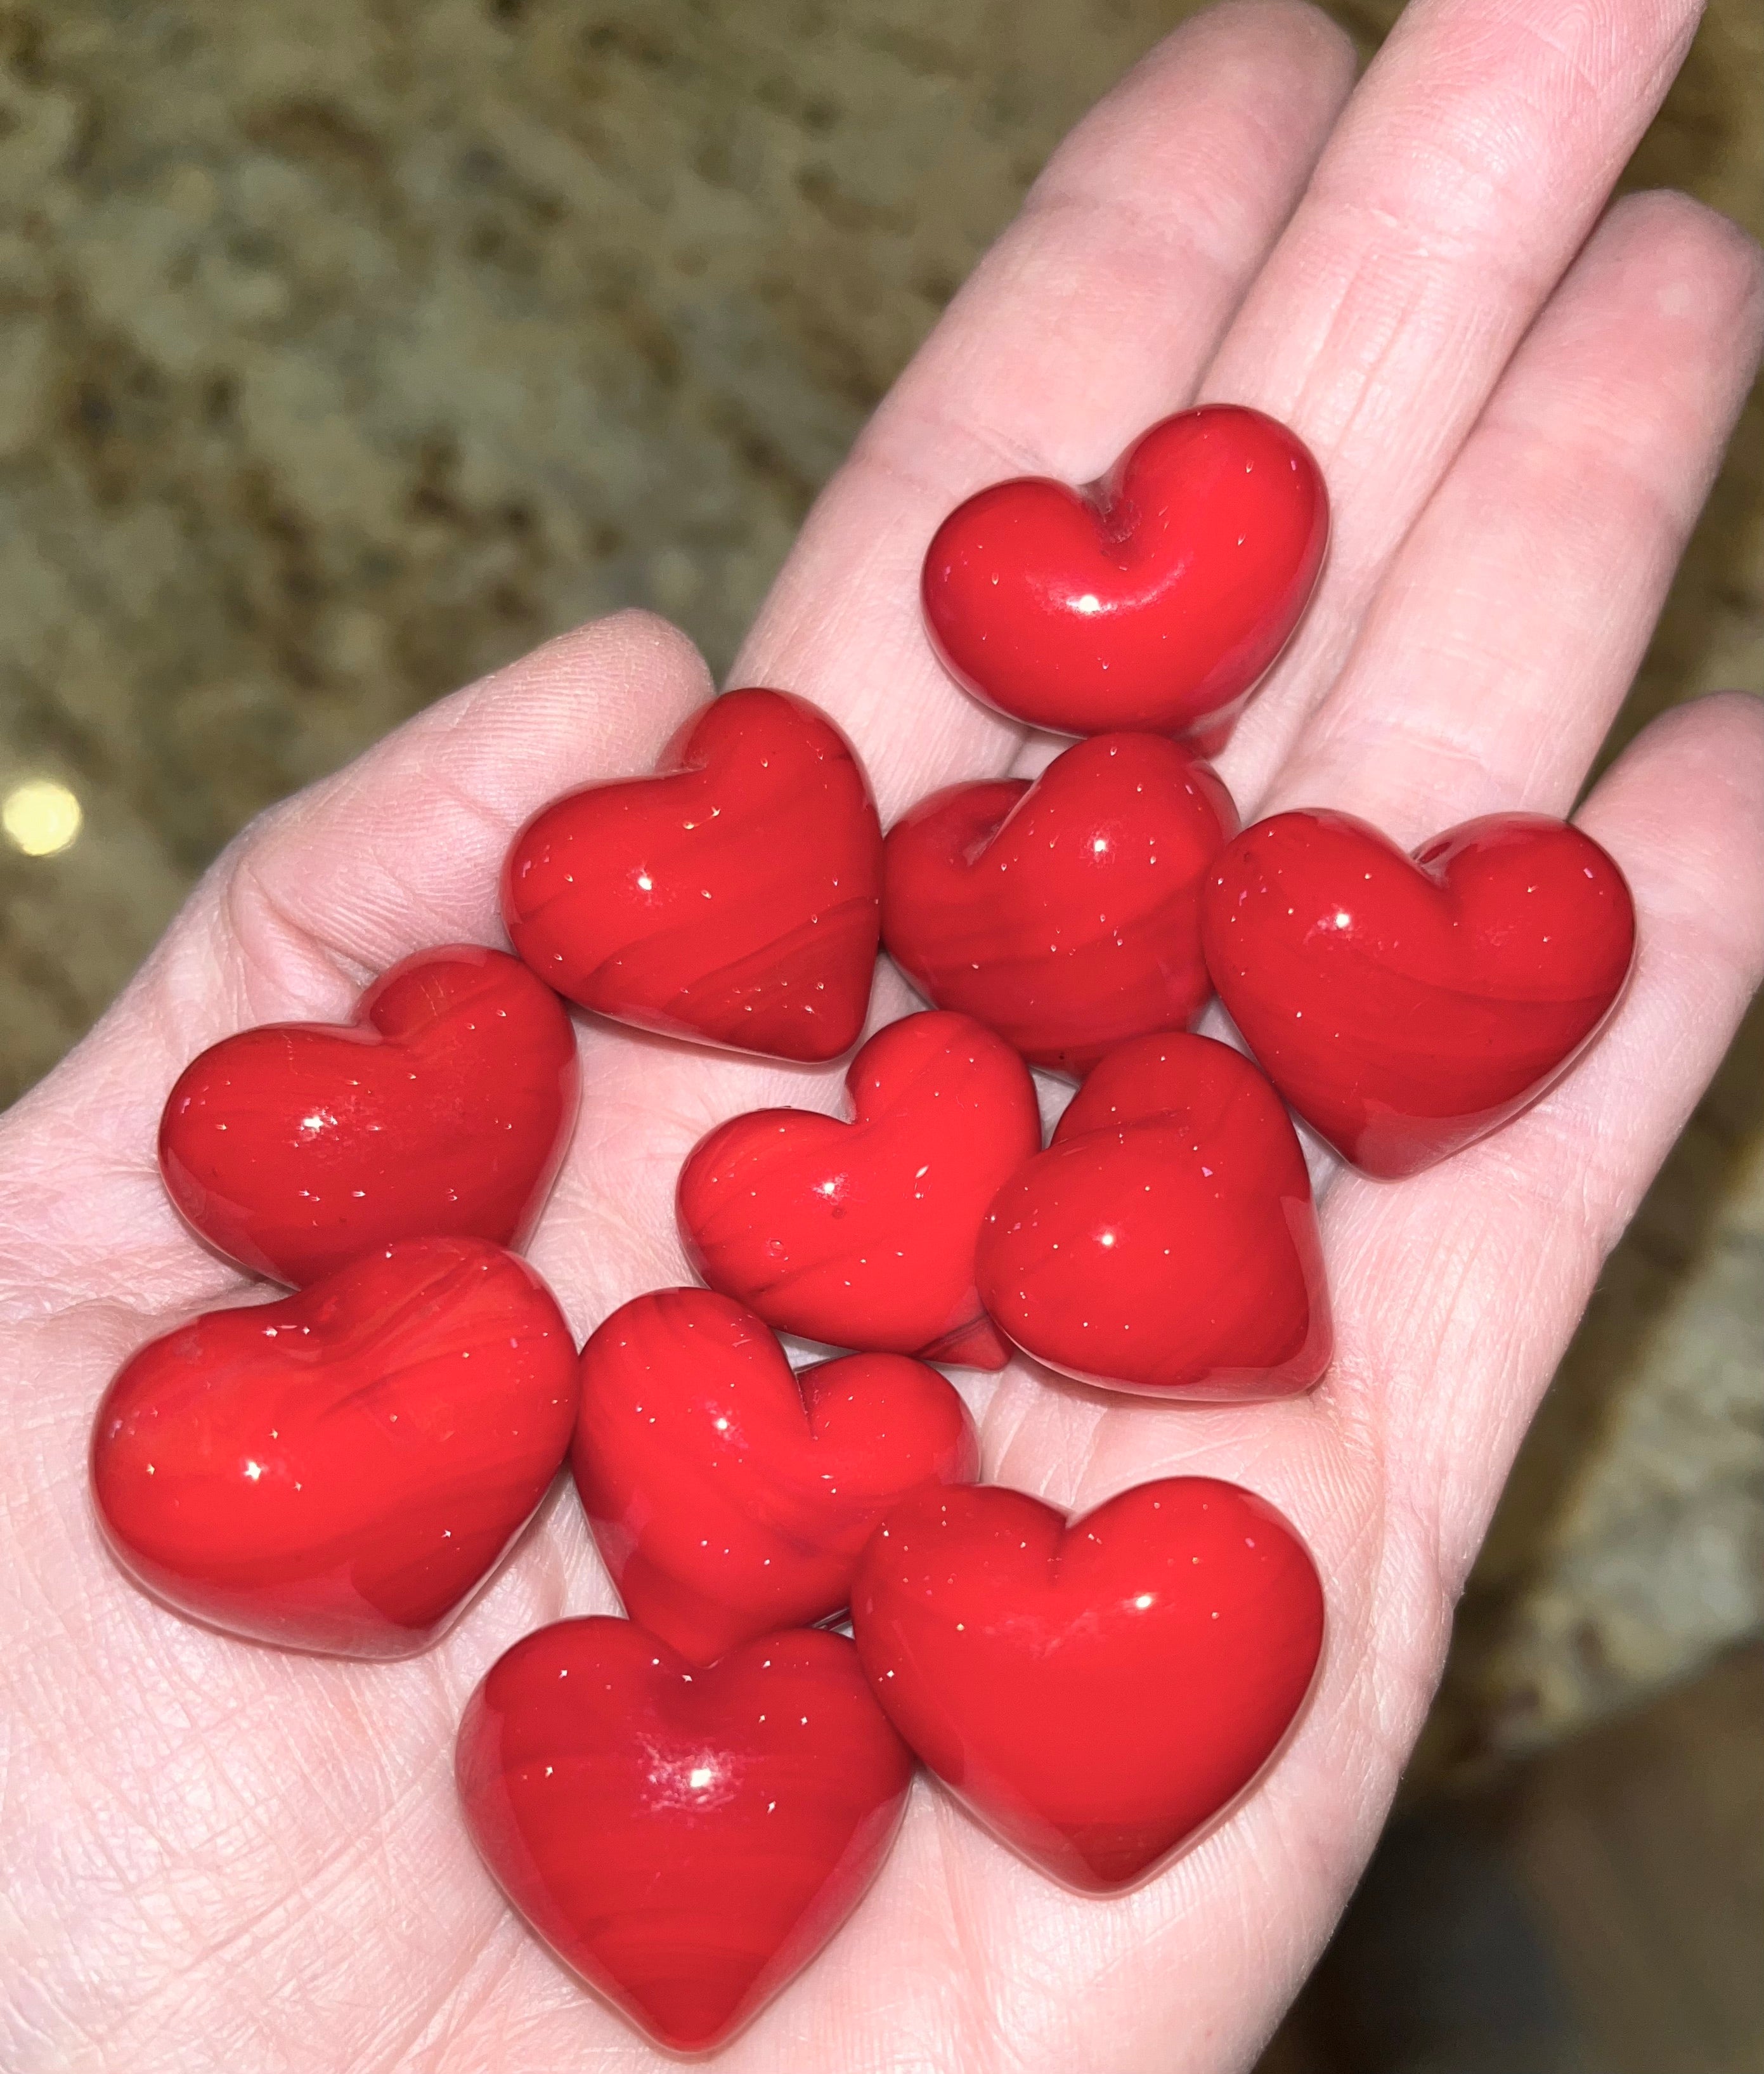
left=1, top=0, right=1760, bottom=1766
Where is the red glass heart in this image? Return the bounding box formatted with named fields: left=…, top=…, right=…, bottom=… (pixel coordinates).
left=91, top=1237, right=578, bottom=1657
left=574, top=1287, right=977, bottom=1664
left=501, top=688, right=882, bottom=1062
left=678, top=1008, right=1041, bottom=1369
left=882, top=733, right=1238, bottom=1076
left=1202, top=810, right=1637, bottom=1177
left=921, top=404, right=1327, bottom=740
left=457, top=1618, right=913, bottom=2051
left=158, top=943, right=578, bottom=1286
left=852, top=1477, right=1323, bottom=1892
left=974, top=1033, right=1330, bottom=1397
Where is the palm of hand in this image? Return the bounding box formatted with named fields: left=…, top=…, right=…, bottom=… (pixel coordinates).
left=4, top=4, right=1762, bottom=2070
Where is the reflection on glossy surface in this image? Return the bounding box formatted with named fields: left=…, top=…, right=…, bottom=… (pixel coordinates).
left=456, top=1618, right=913, bottom=2052
left=91, top=1237, right=578, bottom=1657
left=574, top=1286, right=977, bottom=1663
left=976, top=1033, right=1330, bottom=1398
left=852, top=1477, right=1323, bottom=1893
left=1202, top=809, right=1638, bottom=1178
left=159, top=943, right=578, bottom=1285
left=678, top=1008, right=1041, bottom=1367
left=921, top=404, right=1327, bottom=740
left=882, top=733, right=1237, bottom=1076
left=501, top=687, right=882, bottom=1061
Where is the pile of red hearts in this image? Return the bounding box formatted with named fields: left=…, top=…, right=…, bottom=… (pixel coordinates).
left=90, top=405, right=1637, bottom=2054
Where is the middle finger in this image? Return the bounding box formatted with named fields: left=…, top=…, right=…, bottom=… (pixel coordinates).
left=729, top=0, right=1358, bottom=818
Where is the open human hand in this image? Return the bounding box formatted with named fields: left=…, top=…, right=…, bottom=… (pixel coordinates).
left=4, top=1, right=1761, bottom=2068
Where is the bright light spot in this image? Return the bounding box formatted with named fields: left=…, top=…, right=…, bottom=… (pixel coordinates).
left=3, top=779, right=82, bottom=856
left=1091, top=836, right=1108, bottom=854
left=243, top=1459, right=264, bottom=1482
left=636, top=871, right=654, bottom=891
left=1073, top=593, right=1103, bottom=616
left=687, top=1765, right=715, bottom=1790
left=1099, top=1231, right=1117, bottom=1248
left=1133, top=1592, right=1154, bottom=1610
left=1333, top=910, right=1351, bottom=929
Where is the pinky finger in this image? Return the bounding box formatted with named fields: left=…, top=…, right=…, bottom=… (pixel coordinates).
left=1325, top=690, right=1764, bottom=1584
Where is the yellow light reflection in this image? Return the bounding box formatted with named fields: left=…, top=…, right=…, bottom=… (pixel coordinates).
left=2, top=779, right=82, bottom=857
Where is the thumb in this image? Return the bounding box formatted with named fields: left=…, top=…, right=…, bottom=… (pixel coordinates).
left=0, top=609, right=709, bottom=1306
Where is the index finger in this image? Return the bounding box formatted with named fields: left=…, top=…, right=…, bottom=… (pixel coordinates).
left=734, top=0, right=1358, bottom=814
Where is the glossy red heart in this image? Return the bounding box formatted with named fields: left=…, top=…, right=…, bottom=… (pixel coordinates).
left=882, top=733, right=1238, bottom=1076
left=502, top=688, right=882, bottom=1062
left=852, top=1477, right=1323, bottom=1892
left=574, top=1288, right=977, bottom=1664
left=159, top=944, right=578, bottom=1286
left=1202, top=810, right=1638, bottom=1178
left=974, top=1033, right=1330, bottom=1397
left=921, top=404, right=1327, bottom=740
left=91, top=1237, right=578, bottom=1657
left=678, top=1009, right=1041, bottom=1369
left=457, top=1618, right=913, bottom=2051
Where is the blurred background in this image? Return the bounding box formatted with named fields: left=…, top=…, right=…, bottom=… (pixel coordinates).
left=0, top=2, right=1758, bottom=2066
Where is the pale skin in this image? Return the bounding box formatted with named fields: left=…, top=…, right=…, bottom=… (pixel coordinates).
left=3, top=0, right=1762, bottom=2066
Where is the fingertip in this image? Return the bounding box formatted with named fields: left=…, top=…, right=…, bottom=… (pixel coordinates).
left=1159, top=0, right=1359, bottom=93
left=594, top=605, right=717, bottom=688
left=1597, top=188, right=1764, bottom=340
left=1669, top=684, right=1764, bottom=757
left=1604, top=186, right=1764, bottom=277
left=1199, top=1, right=1363, bottom=170
left=499, top=606, right=714, bottom=724
left=428, top=608, right=711, bottom=796
left=1029, top=0, right=1356, bottom=220
left=1597, top=688, right=1764, bottom=816
left=1229, top=0, right=1361, bottom=88
left=192, top=608, right=723, bottom=1003
left=1582, top=690, right=1764, bottom=974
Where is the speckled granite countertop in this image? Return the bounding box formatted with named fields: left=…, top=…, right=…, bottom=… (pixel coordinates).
left=1, top=0, right=1760, bottom=1770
